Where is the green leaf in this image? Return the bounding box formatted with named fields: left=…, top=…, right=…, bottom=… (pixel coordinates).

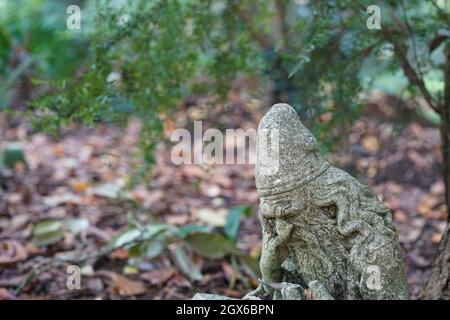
left=129, top=240, right=165, bottom=261
left=91, top=182, right=130, bottom=199
left=143, top=240, right=165, bottom=259
left=109, top=228, right=141, bottom=249
left=171, top=244, right=203, bottom=282
left=185, top=232, right=237, bottom=259
left=1, top=142, right=27, bottom=169
left=177, top=224, right=211, bottom=238
left=224, top=206, right=253, bottom=241
left=142, top=224, right=176, bottom=239
left=32, top=220, right=64, bottom=246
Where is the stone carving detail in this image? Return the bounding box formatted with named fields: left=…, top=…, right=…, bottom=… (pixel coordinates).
left=245, top=103, right=409, bottom=300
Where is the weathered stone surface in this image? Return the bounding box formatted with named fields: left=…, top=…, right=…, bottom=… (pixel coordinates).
left=247, top=103, right=409, bottom=300
left=192, top=293, right=239, bottom=300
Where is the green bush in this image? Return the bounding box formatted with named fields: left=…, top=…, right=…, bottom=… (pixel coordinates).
left=4, top=1, right=449, bottom=166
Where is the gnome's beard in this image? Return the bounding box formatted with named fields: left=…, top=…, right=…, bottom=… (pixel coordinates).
left=288, top=217, right=348, bottom=298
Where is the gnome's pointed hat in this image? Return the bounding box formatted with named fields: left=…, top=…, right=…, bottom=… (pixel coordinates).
left=256, top=103, right=329, bottom=197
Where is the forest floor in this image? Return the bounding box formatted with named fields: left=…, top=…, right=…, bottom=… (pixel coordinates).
left=0, top=94, right=447, bottom=300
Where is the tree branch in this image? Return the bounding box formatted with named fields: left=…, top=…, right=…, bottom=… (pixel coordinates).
left=275, top=0, right=289, bottom=49
left=445, top=44, right=450, bottom=111
left=381, top=28, right=439, bottom=113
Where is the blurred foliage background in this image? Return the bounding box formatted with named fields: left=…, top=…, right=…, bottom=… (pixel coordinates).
left=1, top=0, right=447, bottom=158
left=3, top=0, right=448, bottom=221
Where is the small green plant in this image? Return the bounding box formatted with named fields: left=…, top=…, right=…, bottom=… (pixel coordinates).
left=0, top=142, right=27, bottom=169
left=106, top=205, right=257, bottom=282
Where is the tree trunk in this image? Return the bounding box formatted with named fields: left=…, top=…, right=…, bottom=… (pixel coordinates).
left=440, top=79, right=450, bottom=218
left=422, top=46, right=450, bottom=300
left=421, top=223, right=450, bottom=299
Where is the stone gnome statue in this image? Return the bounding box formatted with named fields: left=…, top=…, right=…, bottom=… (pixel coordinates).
left=245, top=103, right=409, bottom=300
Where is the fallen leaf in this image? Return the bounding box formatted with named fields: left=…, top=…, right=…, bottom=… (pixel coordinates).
left=195, top=208, right=227, bottom=227
left=221, top=261, right=236, bottom=282
left=182, top=165, right=206, bottom=179
left=0, top=288, right=16, bottom=300
left=416, top=194, right=441, bottom=217
left=72, top=181, right=90, bottom=193
left=24, top=243, right=45, bottom=255
left=86, top=278, right=104, bottom=294
left=416, top=203, right=432, bottom=217
left=407, top=252, right=430, bottom=268
left=91, top=182, right=130, bottom=199
left=398, top=218, right=425, bottom=243
left=65, top=218, right=90, bottom=234
left=8, top=213, right=29, bottom=231
left=408, top=150, right=427, bottom=169
left=0, top=275, right=23, bottom=287
left=140, top=267, right=176, bottom=286
left=0, top=240, right=28, bottom=266
left=48, top=207, right=67, bottom=219
left=362, top=136, right=380, bottom=153
left=163, top=118, right=174, bottom=136
left=434, top=204, right=448, bottom=220
left=431, top=181, right=445, bottom=196
left=81, top=265, right=95, bottom=276
left=52, top=144, right=65, bottom=157
left=431, top=233, right=443, bottom=243
left=98, top=271, right=146, bottom=296
left=394, top=210, right=408, bottom=224
left=0, top=218, right=9, bottom=230
left=165, top=214, right=190, bottom=225
left=200, top=183, right=221, bottom=198
left=167, top=273, right=192, bottom=289
left=109, top=248, right=129, bottom=260
left=43, top=194, right=82, bottom=207
left=6, top=193, right=22, bottom=204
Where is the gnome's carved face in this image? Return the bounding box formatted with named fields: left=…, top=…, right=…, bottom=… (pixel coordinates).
left=260, top=185, right=348, bottom=297
left=259, top=189, right=306, bottom=242
left=259, top=185, right=340, bottom=246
